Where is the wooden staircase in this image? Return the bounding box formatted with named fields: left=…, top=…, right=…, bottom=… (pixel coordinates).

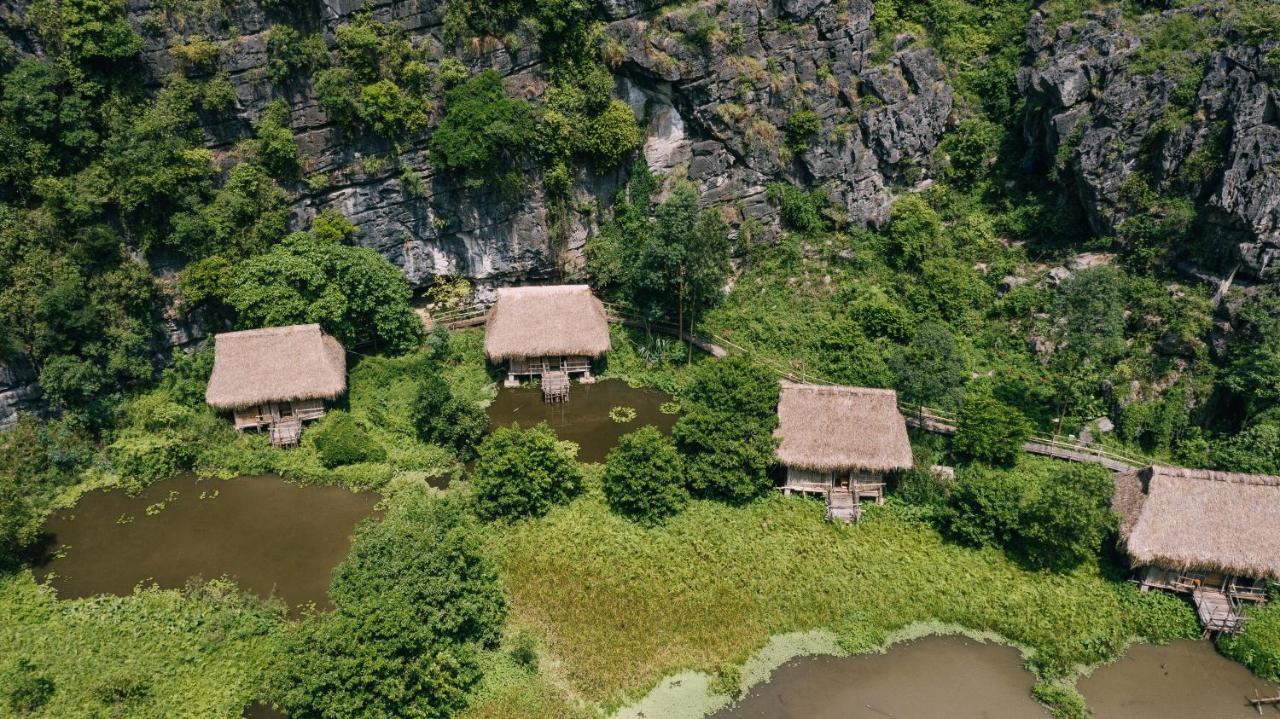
left=542, top=371, right=570, bottom=403
left=269, top=418, right=302, bottom=447
left=826, top=488, right=860, bottom=524
left=1194, top=587, right=1247, bottom=634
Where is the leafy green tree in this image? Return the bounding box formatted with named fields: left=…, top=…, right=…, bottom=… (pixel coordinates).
left=883, top=195, right=944, bottom=269
left=602, top=426, right=688, bottom=524
left=311, top=411, right=386, bottom=468
left=249, top=100, right=300, bottom=180
left=430, top=70, right=534, bottom=176
left=167, top=163, right=288, bottom=259
left=274, top=492, right=504, bottom=719
left=1019, top=464, right=1115, bottom=571
left=944, top=465, right=1024, bottom=548
left=766, top=182, right=830, bottom=233
left=224, top=227, right=423, bottom=353
left=472, top=423, right=583, bottom=520
left=953, top=388, right=1032, bottom=466
left=890, top=321, right=967, bottom=411
left=412, top=370, right=488, bottom=459
left=673, top=356, right=779, bottom=503
left=36, top=0, right=144, bottom=62
left=1212, top=418, right=1280, bottom=474
left=816, top=317, right=893, bottom=388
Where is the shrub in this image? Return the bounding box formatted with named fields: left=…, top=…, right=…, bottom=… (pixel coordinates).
left=274, top=491, right=505, bottom=719
left=311, top=411, right=386, bottom=468
left=107, top=432, right=186, bottom=487
left=472, top=423, right=583, bottom=520
left=944, top=465, right=1023, bottom=548
left=1018, top=463, right=1116, bottom=571
left=953, top=388, right=1032, bottom=466
left=412, top=370, right=488, bottom=459
left=766, top=182, right=830, bottom=233
left=674, top=356, right=779, bottom=503
left=603, top=426, right=688, bottom=525
left=784, top=109, right=820, bottom=151
left=883, top=194, right=944, bottom=269
left=430, top=70, right=534, bottom=175
left=581, top=99, right=644, bottom=169
left=1219, top=592, right=1280, bottom=682
left=4, top=659, right=54, bottom=714
left=0, top=471, right=34, bottom=566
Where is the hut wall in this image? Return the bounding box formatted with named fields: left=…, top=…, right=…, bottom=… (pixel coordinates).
left=506, top=356, right=593, bottom=380
left=231, top=399, right=327, bottom=430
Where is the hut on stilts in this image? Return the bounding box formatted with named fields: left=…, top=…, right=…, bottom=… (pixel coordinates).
left=204, top=324, right=347, bottom=447
left=483, top=285, right=611, bottom=402
left=774, top=381, right=913, bottom=523
left=1113, top=465, right=1280, bottom=635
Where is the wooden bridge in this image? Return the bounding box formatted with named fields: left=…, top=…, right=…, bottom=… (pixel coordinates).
left=427, top=298, right=1150, bottom=472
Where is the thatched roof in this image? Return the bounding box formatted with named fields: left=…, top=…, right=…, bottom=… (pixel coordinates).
left=774, top=381, right=913, bottom=473
left=1114, top=465, right=1280, bottom=580
left=484, top=285, right=611, bottom=361
left=205, top=324, right=347, bottom=410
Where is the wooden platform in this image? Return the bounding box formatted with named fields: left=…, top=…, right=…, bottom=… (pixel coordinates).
left=1194, top=587, right=1247, bottom=634
left=826, top=489, right=860, bottom=524
left=542, top=371, right=569, bottom=403
left=269, top=418, right=302, bottom=447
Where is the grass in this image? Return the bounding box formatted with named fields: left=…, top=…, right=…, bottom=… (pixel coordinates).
left=480, top=476, right=1198, bottom=711
left=0, top=571, right=288, bottom=717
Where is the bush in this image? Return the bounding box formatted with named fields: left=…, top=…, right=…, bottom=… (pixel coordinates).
left=107, top=432, right=186, bottom=487
left=311, top=412, right=386, bottom=469
left=1219, top=592, right=1280, bottom=682
left=673, top=356, right=779, bottom=503
left=953, top=388, right=1031, bottom=466
left=945, top=461, right=1116, bottom=571
left=766, top=182, right=830, bottom=234
left=472, top=423, right=583, bottom=520
left=784, top=109, right=820, bottom=151
left=430, top=70, right=534, bottom=175
left=884, top=195, right=943, bottom=269
left=274, top=491, right=505, bottom=719
left=603, top=426, right=688, bottom=524
left=412, top=370, right=488, bottom=459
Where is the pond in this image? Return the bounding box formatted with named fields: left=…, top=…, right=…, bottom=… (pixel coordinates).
left=37, top=474, right=378, bottom=613
left=711, top=635, right=1049, bottom=718
left=1077, top=639, right=1278, bottom=718
left=486, top=378, right=679, bottom=463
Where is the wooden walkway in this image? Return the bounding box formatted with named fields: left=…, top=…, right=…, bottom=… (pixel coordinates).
left=826, top=489, right=859, bottom=524
left=1193, top=587, right=1247, bottom=634
left=904, top=409, right=1146, bottom=471
left=542, top=371, right=569, bottom=403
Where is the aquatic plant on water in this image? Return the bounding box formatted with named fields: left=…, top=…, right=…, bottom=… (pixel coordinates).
left=609, top=406, right=638, bottom=423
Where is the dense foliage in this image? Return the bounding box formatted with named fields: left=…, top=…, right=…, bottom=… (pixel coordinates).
left=273, top=490, right=506, bottom=719
left=672, top=356, right=779, bottom=503
left=953, top=387, right=1032, bottom=466
left=311, top=411, right=387, bottom=469
left=601, top=426, right=688, bottom=525
left=945, top=459, right=1117, bottom=571
left=412, top=368, right=489, bottom=460
left=472, top=423, right=584, bottom=521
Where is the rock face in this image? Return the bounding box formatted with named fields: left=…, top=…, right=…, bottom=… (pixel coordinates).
left=0, top=355, right=41, bottom=430
left=113, top=0, right=952, bottom=287
left=1020, top=7, right=1280, bottom=279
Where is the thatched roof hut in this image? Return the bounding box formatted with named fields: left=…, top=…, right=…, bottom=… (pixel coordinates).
left=483, top=285, right=611, bottom=361
left=205, top=324, right=347, bottom=410
left=774, top=381, right=913, bottom=473
left=1114, top=465, right=1280, bottom=580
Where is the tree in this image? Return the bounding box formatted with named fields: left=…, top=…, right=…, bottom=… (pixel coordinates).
left=273, top=492, right=505, bottom=719
left=225, top=228, right=424, bottom=353
left=816, top=317, right=893, bottom=388
left=412, top=370, right=488, bottom=459
left=311, top=412, right=386, bottom=468
left=953, top=388, right=1032, bottom=466
left=884, top=195, right=944, bottom=269
left=602, top=426, right=688, bottom=524
left=1018, top=464, right=1116, bottom=571
left=429, top=70, right=534, bottom=176
left=472, top=423, right=583, bottom=520
left=673, top=356, right=779, bottom=503
left=891, top=321, right=967, bottom=411
left=943, top=465, right=1024, bottom=548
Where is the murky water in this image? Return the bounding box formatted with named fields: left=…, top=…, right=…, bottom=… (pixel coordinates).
left=38, top=474, right=378, bottom=612
left=711, top=635, right=1049, bottom=718
left=1078, top=640, right=1279, bottom=718
left=487, top=378, right=678, bottom=463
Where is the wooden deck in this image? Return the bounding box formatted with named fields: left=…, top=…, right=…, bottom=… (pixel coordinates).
left=542, top=371, right=569, bottom=403
left=826, top=488, right=859, bottom=524
left=1194, top=587, right=1247, bottom=634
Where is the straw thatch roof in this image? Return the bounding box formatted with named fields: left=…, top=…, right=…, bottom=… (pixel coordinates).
left=484, top=285, right=611, bottom=361
left=774, top=381, right=913, bottom=473
left=1114, top=465, right=1280, bottom=580
left=205, top=324, right=347, bottom=410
